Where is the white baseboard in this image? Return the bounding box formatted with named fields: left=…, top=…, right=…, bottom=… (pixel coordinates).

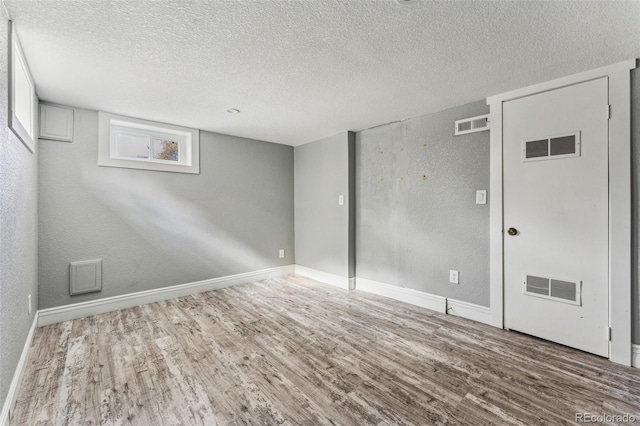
left=355, top=277, right=447, bottom=313
left=294, top=265, right=354, bottom=290
left=38, top=265, right=295, bottom=327
left=446, top=298, right=492, bottom=325
left=1, top=312, right=39, bottom=426
left=354, top=277, right=492, bottom=325
left=633, top=344, right=640, bottom=368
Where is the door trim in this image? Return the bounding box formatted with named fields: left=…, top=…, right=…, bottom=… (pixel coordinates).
left=486, top=59, right=637, bottom=366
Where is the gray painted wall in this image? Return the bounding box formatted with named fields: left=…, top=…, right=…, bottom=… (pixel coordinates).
left=294, top=132, right=355, bottom=278
left=355, top=100, right=490, bottom=306
left=38, top=107, right=294, bottom=309
left=0, top=13, right=39, bottom=407
left=355, top=75, right=640, bottom=345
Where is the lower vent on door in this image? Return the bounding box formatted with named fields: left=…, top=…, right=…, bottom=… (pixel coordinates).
left=523, top=274, right=581, bottom=305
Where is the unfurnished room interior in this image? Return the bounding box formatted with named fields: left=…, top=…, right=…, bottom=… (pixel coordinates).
left=1, top=0, right=640, bottom=424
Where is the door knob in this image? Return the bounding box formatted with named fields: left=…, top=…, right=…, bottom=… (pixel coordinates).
left=507, top=227, right=518, bottom=236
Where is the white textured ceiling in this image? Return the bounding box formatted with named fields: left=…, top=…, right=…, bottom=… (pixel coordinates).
left=4, top=0, right=640, bottom=146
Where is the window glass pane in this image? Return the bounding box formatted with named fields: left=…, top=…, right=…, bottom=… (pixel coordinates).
left=15, top=54, right=32, bottom=137
left=116, top=132, right=149, bottom=159
left=153, top=138, right=180, bottom=162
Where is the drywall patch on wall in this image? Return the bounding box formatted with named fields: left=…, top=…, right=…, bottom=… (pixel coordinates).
left=294, top=132, right=354, bottom=278
left=38, top=107, right=294, bottom=309
left=355, top=100, right=490, bottom=306
left=0, top=10, right=39, bottom=412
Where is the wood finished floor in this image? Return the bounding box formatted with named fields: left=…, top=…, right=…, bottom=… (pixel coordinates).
left=12, top=274, right=640, bottom=425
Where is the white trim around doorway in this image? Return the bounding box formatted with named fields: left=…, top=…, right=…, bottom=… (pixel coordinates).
left=486, top=59, right=637, bottom=366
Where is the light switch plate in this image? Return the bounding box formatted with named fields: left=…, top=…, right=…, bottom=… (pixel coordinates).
left=476, top=190, right=487, bottom=204
left=338, top=195, right=344, bottom=206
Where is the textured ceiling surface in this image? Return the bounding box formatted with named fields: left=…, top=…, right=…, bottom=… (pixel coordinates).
left=4, top=0, right=640, bottom=145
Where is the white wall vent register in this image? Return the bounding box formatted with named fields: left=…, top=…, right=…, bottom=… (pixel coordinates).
left=454, top=114, right=490, bottom=135
left=523, top=273, right=581, bottom=305
left=70, top=259, right=102, bottom=295
left=98, top=111, right=200, bottom=174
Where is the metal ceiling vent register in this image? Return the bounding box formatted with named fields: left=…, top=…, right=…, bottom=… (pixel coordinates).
left=454, top=114, right=490, bottom=135
left=523, top=132, right=580, bottom=162
left=523, top=274, right=581, bottom=305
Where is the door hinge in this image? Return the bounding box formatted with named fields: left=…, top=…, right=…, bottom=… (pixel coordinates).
left=606, top=104, right=611, bottom=119
left=608, top=327, right=612, bottom=341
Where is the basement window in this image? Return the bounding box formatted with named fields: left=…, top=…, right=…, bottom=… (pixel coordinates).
left=98, top=111, right=199, bottom=174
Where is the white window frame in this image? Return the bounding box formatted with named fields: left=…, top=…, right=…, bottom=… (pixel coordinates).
left=8, top=21, right=38, bottom=153
left=98, top=111, right=199, bottom=174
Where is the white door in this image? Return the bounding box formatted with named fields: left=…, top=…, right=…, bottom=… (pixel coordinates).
left=503, top=78, right=609, bottom=357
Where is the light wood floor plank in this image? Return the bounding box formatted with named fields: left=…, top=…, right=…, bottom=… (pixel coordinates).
left=12, top=274, right=640, bottom=425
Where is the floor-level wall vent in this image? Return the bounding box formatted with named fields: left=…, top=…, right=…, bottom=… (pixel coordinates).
left=70, top=259, right=103, bottom=295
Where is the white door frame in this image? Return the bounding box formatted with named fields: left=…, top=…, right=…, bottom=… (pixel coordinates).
left=486, top=59, right=637, bottom=366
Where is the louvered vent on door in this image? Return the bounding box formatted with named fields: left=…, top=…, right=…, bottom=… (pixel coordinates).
left=455, top=114, right=490, bottom=135
left=525, top=139, right=549, bottom=159
left=550, top=279, right=577, bottom=301
left=522, top=132, right=581, bottom=162
left=550, top=135, right=577, bottom=156
left=523, top=274, right=581, bottom=305
left=525, top=275, right=549, bottom=295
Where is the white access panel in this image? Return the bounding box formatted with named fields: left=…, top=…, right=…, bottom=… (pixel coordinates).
left=40, top=104, right=74, bottom=142
left=503, top=78, right=609, bottom=357
left=70, top=259, right=102, bottom=295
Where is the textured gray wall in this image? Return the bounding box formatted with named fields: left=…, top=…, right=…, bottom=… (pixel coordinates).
left=38, top=107, right=294, bottom=309
left=0, top=14, right=39, bottom=407
left=355, top=100, right=490, bottom=306
left=295, top=132, right=354, bottom=278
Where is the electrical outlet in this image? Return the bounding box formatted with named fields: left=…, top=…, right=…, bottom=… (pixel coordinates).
left=449, top=270, right=459, bottom=284
left=338, top=195, right=344, bottom=206
left=279, top=249, right=285, bottom=259
left=28, top=294, right=31, bottom=314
